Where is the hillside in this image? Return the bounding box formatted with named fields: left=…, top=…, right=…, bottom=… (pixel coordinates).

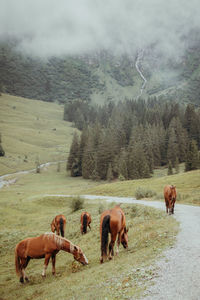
left=1, top=37, right=200, bottom=106
left=0, top=93, right=77, bottom=175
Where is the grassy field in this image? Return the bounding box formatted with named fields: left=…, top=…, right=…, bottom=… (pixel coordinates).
left=0, top=93, right=77, bottom=175
left=0, top=165, right=178, bottom=300
left=86, top=169, right=200, bottom=206
left=1, top=92, right=198, bottom=299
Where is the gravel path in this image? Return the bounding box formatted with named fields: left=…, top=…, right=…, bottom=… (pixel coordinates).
left=81, top=195, right=200, bottom=300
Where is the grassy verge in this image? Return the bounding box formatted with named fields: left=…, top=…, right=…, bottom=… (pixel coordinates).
left=86, top=169, right=200, bottom=206
left=0, top=93, right=77, bottom=175
left=0, top=192, right=178, bottom=300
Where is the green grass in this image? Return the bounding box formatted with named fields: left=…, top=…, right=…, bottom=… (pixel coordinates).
left=86, top=169, right=200, bottom=206
left=0, top=169, right=178, bottom=300
left=0, top=93, right=77, bottom=175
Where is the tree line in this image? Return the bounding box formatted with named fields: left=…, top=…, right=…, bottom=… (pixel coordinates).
left=66, top=98, right=200, bottom=180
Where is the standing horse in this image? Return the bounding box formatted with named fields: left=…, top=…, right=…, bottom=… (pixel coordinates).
left=15, top=232, right=88, bottom=283
left=80, top=212, right=91, bottom=234
left=164, top=185, right=177, bottom=214
left=51, top=214, right=66, bottom=237
left=100, top=205, right=128, bottom=263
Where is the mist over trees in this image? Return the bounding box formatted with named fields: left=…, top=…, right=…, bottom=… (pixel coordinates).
left=66, top=98, right=200, bottom=180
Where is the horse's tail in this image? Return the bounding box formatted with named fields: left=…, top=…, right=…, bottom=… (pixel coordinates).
left=83, top=214, right=88, bottom=234
left=15, top=246, right=21, bottom=276
left=59, top=218, right=64, bottom=237
left=101, top=215, right=110, bottom=258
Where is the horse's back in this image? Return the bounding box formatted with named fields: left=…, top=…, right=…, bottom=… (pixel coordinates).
left=55, top=214, right=66, bottom=223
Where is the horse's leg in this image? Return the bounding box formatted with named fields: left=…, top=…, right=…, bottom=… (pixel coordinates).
left=109, top=233, right=116, bottom=259
left=23, top=257, right=30, bottom=282
left=20, top=257, right=30, bottom=283
left=51, top=254, right=56, bottom=275
left=88, top=223, right=91, bottom=230
left=42, top=253, right=51, bottom=277
left=165, top=200, right=169, bottom=214
left=116, top=231, right=122, bottom=255
left=18, top=258, right=24, bottom=283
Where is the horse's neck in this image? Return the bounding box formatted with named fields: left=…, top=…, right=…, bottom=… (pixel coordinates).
left=61, top=239, right=75, bottom=254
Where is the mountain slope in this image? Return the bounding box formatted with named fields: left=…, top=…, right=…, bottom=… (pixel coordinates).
left=0, top=93, right=76, bottom=174
left=0, top=35, right=200, bottom=105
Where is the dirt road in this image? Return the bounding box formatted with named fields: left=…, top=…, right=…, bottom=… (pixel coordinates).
left=82, top=195, right=200, bottom=300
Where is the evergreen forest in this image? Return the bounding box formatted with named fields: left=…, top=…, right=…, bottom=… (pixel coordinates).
left=66, top=99, right=200, bottom=180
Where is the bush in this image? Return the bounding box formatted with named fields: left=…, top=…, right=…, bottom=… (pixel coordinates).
left=98, top=203, right=105, bottom=215
left=70, top=196, right=84, bottom=212
left=135, top=187, right=157, bottom=200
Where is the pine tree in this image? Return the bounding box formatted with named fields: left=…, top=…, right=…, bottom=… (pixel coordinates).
left=167, top=160, right=173, bottom=175
left=106, top=163, right=114, bottom=182
left=118, top=150, right=128, bottom=180
left=174, top=157, right=180, bottom=174
left=128, top=142, right=150, bottom=179
left=82, top=125, right=101, bottom=179
left=67, top=132, right=81, bottom=176
left=185, top=139, right=200, bottom=171
left=167, top=127, right=179, bottom=167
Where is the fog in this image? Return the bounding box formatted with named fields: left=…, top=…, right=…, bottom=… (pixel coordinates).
left=0, top=0, right=200, bottom=58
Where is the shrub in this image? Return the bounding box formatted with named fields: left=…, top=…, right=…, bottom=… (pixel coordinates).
left=70, top=196, right=84, bottom=212
left=135, top=187, right=157, bottom=200
left=98, top=203, right=105, bottom=215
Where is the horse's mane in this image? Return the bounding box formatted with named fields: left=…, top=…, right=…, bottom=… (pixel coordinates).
left=44, top=232, right=75, bottom=251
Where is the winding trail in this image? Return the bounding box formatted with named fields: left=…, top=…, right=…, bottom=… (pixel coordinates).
left=0, top=160, right=66, bottom=189
left=135, top=49, right=147, bottom=99
left=82, top=195, right=200, bottom=299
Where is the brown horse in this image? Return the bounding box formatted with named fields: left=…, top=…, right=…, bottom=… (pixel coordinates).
left=80, top=212, right=91, bottom=234
left=51, top=214, right=66, bottom=237
left=100, top=205, right=128, bottom=263
left=164, top=185, right=177, bottom=214
left=15, top=232, right=88, bottom=283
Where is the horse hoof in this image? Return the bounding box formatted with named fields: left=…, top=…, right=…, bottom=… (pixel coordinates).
left=20, top=277, right=24, bottom=284
left=109, top=256, right=112, bottom=260
left=25, top=277, right=29, bottom=282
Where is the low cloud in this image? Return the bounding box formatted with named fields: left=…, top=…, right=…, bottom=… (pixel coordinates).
left=0, top=0, right=200, bottom=57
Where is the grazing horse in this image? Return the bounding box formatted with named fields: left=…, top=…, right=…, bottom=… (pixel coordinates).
left=51, top=214, right=66, bottom=237
left=15, top=232, right=88, bottom=283
left=164, top=185, right=177, bottom=215
left=100, top=205, right=128, bottom=263
left=80, top=212, right=91, bottom=234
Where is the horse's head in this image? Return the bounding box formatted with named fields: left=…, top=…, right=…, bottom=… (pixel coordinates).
left=73, top=245, right=88, bottom=265
left=170, top=185, right=176, bottom=201
left=121, top=227, right=129, bottom=249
